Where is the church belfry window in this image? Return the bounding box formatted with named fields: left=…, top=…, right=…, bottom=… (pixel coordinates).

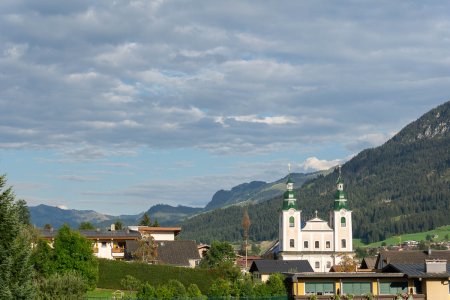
left=289, top=216, right=295, bottom=227
left=341, top=217, right=346, bottom=227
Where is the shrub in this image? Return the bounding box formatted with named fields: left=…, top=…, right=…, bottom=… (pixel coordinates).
left=167, top=279, right=186, bottom=298
left=36, top=271, right=87, bottom=300
left=137, top=282, right=156, bottom=300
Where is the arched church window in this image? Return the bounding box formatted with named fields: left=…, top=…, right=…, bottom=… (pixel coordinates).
left=290, top=239, right=295, bottom=248
left=341, top=217, right=346, bottom=227
left=289, top=216, right=295, bottom=227
left=315, top=241, right=319, bottom=249
left=304, top=241, right=308, bottom=248
left=326, top=241, right=331, bottom=248
left=341, top=239, right=346, bottom=248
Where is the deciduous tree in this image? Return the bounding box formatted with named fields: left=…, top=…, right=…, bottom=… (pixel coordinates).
left=53, top=224, right=99, bottom=289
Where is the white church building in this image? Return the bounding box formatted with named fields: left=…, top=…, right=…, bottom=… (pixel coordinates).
left=277, top=168, right=353, bottom=272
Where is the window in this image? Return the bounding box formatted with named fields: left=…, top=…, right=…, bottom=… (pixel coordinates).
left=326, top=241, right=331, bottom=248
left=341, top=239, right=346, bottom=248
left=289, top=216, right=295, bottom=227
left=101, top=242, right=107, bottom=248
left=326, top=261, right=331, bottom=269
left=290, top=239, right=295, bottom=248
left=342, top=282, right=371, bottom=295
left=304, top=241, right=309, bottom=248
left=379, top=281, right=408, bottom=295
left=341, top=217, right=346, bottom=227
left=315, top=241, right=320, bottom=249
left=305, top=282, right=334, bottom=295
left=315, top=261, right=320, bottom=269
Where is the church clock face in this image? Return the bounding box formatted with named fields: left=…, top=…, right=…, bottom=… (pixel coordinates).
left=289, top=208, right=295, bottom=215
left=340, top=209, right=347, bottom=215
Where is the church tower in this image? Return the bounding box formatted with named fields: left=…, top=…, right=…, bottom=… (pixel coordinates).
left=278, top=172, right=302, bottom=253
left=331, top=166, right=353, bottom=253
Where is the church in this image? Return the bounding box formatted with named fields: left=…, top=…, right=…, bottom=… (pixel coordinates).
left=276, top=167, right=353, bottom=272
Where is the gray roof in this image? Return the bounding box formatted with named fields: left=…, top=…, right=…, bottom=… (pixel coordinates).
left=376, top=250, right=450, bottom=269
left=249, top=260, right=313, bottom=274
left=383, top=263, right=450, bottom=278
left=156, top=240, right=201, bottom=267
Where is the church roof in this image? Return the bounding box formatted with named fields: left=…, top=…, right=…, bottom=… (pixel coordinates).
left=302, top=217, right=333, bottom=231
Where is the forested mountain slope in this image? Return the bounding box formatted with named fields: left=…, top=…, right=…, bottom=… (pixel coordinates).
left=180, top=101, right=450, bottom=244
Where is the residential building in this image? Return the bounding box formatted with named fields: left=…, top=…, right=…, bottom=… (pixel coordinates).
left=249, top=260, right=313, bottom=283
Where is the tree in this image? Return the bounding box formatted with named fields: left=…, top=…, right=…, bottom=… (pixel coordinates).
left=167, top=279, right=186, bottom=298
left=266, top=273, right=287, bottom=296
left=335, top=254, right=358, bottom=272
left=114, top=220, right=124, bottom=230
left=137, top=282, right=156, bottom=300
left=43, top=224, right=53, bottom=231
left=152, top=218, right=160, bottom=227
left=133, top=235, right=157, bottom=263
left=53, top=224, right=99, bottom=289
left=200, top=240, right=236, bottom=269
left=242, top=207, right=251, bottom=268
left=186, top=283, right=203, bottom=299
left=0, top=174, right=36, bottom=299
left=78, top=221, right=95, bottom=230
left=30, top=239, right=56, bottom=278
left=139, top=213, right=152, bottom=226
left=121, top=275, right=141, bottom=296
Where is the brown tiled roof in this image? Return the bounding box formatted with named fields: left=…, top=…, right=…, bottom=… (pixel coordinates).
left=156, top=240, right=201, bottom=267
left=40, top=229, right=140, bottom=240
left=376, top=250, right=450, bottom=269
left=360, top=257, right=377, bottom=269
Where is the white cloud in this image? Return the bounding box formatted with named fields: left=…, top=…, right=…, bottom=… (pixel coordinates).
left=298, top=157, right=343, bottom=172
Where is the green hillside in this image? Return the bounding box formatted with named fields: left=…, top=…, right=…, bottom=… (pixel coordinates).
left=180, top=101, right=450, bottom=244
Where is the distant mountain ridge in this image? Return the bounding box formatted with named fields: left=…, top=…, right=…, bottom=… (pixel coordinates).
left=179, top=101, right=450, bottom=244
left=29, top=171, right=325, bottom=228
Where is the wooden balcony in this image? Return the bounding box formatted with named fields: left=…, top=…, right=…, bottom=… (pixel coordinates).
left=294, top=295, right=425, bottom=300
left=111, top=247, right=125, bottom=257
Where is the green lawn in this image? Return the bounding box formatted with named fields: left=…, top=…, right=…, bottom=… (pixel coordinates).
left=354, top=225, right=450, bottom=248
left=97, top=259, right=221, bottom=294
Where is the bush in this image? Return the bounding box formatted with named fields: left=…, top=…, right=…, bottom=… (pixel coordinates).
left=266, top=273, right=286, bottom=295
left=155, top=285, right=173, bottom=300
left=36, top=271, right=87, bottom=300
left=167, top=279, right=186, bottom=298
left=186, top=283, right=204, bottom=299
left=137, top=282, right=156, bottom=300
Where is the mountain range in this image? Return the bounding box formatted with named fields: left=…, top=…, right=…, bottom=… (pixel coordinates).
left=29, top=171, right=325, bottom=228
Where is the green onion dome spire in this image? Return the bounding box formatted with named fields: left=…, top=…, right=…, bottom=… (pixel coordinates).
left=334, top=165, right=348, bottom=210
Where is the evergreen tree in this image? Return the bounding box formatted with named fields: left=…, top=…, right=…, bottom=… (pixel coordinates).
left=139, top=213, right=152, bottom=226
left=78, top=221, right=95, bottom=230
left=114, top=220, right=124, bottom=230
left=0, top=174, right=35, bottom=299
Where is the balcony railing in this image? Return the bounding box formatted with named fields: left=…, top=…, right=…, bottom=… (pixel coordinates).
left=294, top=295, right=425, bottom=300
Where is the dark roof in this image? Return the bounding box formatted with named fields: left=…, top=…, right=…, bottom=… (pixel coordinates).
left=289, top=272, right=404, bottom=282
left=156, top=240, right=201, bottom=267
left=382, top=263, right=450, bottom=279
left=249, top=260, right=313, bottom=274
left=40, top=229, right=140, bottom=240
left=376, top=250, right=450, bottom=269
left=360, top=257, right=377, bottom=269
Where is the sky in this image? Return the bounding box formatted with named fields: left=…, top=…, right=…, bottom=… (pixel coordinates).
left=1, top=1, right=449, bottom=215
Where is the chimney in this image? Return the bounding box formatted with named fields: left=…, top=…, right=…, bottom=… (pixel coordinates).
left=425, top=259, right=447, bottom=273
left=110, top=224, right=115, bottom=231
